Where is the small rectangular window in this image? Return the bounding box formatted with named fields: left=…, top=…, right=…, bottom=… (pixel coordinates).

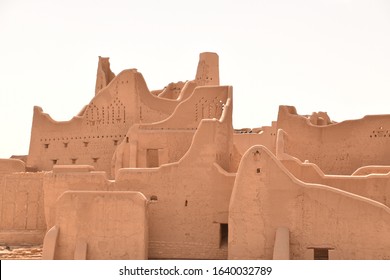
left=146, top=149, right=159, bottom=167
left=220, top=223, right=228, bottom=248
left=314, top=248, right=329, bottom=260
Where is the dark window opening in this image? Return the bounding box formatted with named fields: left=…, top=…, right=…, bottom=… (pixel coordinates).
left=150, top=195, right=158, bottom=201
left=71, top=158, right=77, bottom=164
left=113, top=139, right=118, bottom=146
left=92, top=157, right=99, bottom=163
left=44, top=143, right=49, bottom=149
left=52, top=159, right=57, bottom=165
left=147, top=149, right=159, bottom=167
left=314, top=248, right=329, bottom=260
left=256, top=168, right=261, bottom=173
left=220, top=223, right=228, bottom=248
left=83, top=141, right=89, bottom=147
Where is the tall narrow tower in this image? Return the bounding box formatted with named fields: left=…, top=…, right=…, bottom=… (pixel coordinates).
left=195, top=52, right=219, bottom=86
left=95, top=56, right=116, bottom=95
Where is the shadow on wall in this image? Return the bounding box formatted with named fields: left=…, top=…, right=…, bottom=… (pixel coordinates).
left=229, top=145, right=390, bottom=260
left=113, top=86, right=237, bottom=259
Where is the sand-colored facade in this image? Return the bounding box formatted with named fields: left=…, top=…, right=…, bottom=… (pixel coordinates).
left=229, top=146, right=390, bottom=260
left=42, top=191, right=148, bottom=260
left=276, top=105, right=390, bottom=174
left=0, top=53, right=390, bottom=260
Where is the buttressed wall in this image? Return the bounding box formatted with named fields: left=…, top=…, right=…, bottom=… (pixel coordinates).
left=280, top=157, right=390, bottom=208
left=114, top=87, right=237, bottom=259
left=112, top=85, right=231, bottom=175
left=229, top=146, right=390, bottom=260
left=26, top=53, right=220, bottom=178
left=277, top=105, right=390, bottom=175
left=3, top=52, right=390, bottom=260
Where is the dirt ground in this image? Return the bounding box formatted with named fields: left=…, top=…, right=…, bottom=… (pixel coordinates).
left=0, top=245, right=42, bottom=260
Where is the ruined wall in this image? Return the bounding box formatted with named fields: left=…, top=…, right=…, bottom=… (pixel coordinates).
left=152, top=52, right=219, bottom=99
left=157, top=81, right=186, bottom=99
left=43, top=191, right=148, bottom=260
left=113, top=86, right=231, bottom=173
left=229, top=146, right=390, bottom=260
left=0, top=159, right=25, bottom=175
left=114, top=92, right=236, bottom=259
left=277, top=106, right=390, bottom=174
left=95, top=56, right=116, bottom=95
left=27, top=53, right=221, bottom=178
left=42, top=166, right=110, bottom=229
left=233, top=122, right=277, bottom=156
left=0, top=172, right=45, bottom=245
left=27, top=70, right=179, bottom=177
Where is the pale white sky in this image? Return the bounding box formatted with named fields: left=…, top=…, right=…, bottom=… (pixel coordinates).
left=0, top=0, right=390, bottom=157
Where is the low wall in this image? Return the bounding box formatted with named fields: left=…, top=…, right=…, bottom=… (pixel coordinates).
left=43, top=166, right=110, bottom=229
left=0, top=172, right=45, bottom=245
left=43, top=191, right=148, bottom=260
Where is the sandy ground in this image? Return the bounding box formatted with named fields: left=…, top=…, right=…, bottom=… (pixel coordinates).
left=0, top=245, right=42, bottom=260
